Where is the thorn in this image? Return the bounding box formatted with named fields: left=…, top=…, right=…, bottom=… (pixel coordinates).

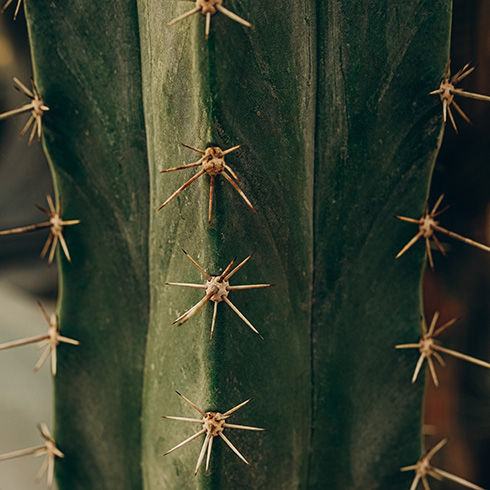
left=396, top=196, right=490, bottom=269
left=396, top=312, right=490, bottom=388
left=0, top=76, right=48, bottom=141
left=158, top=144, right=254, bottom=222
left=166, top=0, right=252, bottom=39
left=162, top=392, right=263, bottom=474
left=431, top=61, right=490, bottom=133
left=167, top=254, right=270, bottom=339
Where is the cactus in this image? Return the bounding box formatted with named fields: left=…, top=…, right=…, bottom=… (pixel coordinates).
left=4, top=0, right=490, bottom=489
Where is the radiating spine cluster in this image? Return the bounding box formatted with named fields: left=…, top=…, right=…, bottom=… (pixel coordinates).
left=166, top=251, right=271, bottom=339
left=163, top=392, right=264, bottom=475
left=166, top=0, right=252, bottom=39
left=0, top=302, right=79, bottom=376
left=0, top=77, right=48, bottom=144
left=430, top=62, right=490, bottom=133
left=0, top=424, right=63, bottom=489
left=159, top=144, right=255, bottom=224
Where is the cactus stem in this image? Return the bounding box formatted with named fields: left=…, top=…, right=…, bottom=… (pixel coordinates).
left=167, top=252, right=270, bottom=337
left=395, top=312, right=490, bottom=388
left=0, top=77, right=49, bottom=144
left=1, top=0, right=22, bottom=19
left=400, top=439, right=485, bottom=490
left=396, top=195, right=490, bottom=270
left=0, top=424, right=64, bottom=489
left=166, top=1, right=252, bottom=39
left=430, top=61, right=490, bottom=133
left=158, top=145, right=254, bottom=222
left=0, top=301, right=79, bottom=376
left=0, top=195, right=80, bottom=264
left=163, top=393, right=264, bottom=475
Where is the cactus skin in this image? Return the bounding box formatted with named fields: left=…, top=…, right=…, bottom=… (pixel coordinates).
left=25, top=2, right=149, bottom=490
left=310, top=3, right=452, bottom=488
left=23, top=1, right=451, bottom=489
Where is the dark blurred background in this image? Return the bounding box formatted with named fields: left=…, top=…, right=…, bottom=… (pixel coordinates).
left=422, top=1, right=490, bottom=489
left=0, top=1, right=488, bottom=489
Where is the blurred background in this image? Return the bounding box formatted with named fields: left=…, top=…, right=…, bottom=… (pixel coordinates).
left=0, top=7, right=55, bottom=490
left=0, top=1, right=488, bottom=489
left=423, top=1, right=490, bottom=488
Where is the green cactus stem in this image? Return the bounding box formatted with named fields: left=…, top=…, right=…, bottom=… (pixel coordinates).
left=18, top=0, right=453, bottom=488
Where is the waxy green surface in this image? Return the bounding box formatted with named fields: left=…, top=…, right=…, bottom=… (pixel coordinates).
left=25, top=1, right=149, bottom=489
left=25, top=1, right=451, bottom=489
